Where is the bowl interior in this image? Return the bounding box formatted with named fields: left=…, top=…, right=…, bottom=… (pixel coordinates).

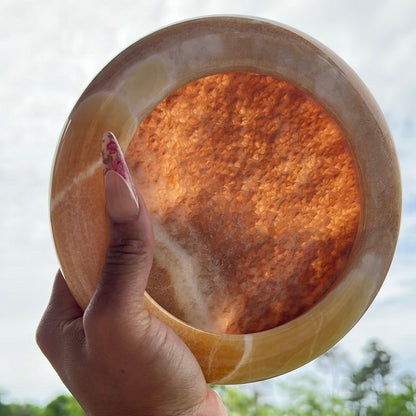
left=50, top=16, right=401, bottom=383
left=125, top=71, right=361, bottom=335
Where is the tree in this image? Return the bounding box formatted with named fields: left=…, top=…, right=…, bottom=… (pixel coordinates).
left=276, top=373, right=354, bottom=416
left=43, top=396, right=85, bottom=416
left=1, top=339, right=414, bottom=415
left=348, top=340, right=393, bottom=415
left=213, top=385, right=281, bottom=415
left=0, top=393, right=42, bottom=416
left=0, top=394, right=85, bottom=416
left=366, top=374, right=416, bottom=416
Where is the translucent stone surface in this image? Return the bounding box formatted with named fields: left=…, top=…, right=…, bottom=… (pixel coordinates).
left=50, top=16, right=401, bottom=384
left=126, top=72, right=361, bottom=334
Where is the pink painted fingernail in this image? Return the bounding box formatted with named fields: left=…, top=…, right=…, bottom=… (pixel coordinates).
left=102, top=131, right=139, bottom=222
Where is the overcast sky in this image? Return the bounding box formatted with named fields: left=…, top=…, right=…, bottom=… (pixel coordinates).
left=0, top=0, right=415, bottom=405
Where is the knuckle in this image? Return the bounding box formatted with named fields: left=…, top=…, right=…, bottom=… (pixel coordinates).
left=105, top=239, right=152, bottom=267
left=35, top=318, right=51, bottom=351
left=36, top=305, right=59, bottom=352
left=36, top=312, right=85, bottom=359
left=82, top=300, right=112, bottom=337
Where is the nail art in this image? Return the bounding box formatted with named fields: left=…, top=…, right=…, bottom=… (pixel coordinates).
left=102, top=131, right=135, bottom=190
left=102, top=131, right=139, bottom=220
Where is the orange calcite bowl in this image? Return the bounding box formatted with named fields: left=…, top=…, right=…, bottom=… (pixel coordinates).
left=50, top=16, right=401, bottom=384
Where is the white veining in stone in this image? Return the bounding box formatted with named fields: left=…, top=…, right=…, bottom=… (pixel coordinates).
left=217, top=334, right=253, bottom=384
left=50, top=159, right=101, bottom=211
left=308, top=313, right=324, bottom=361
left=152, top=220, right=216, bottom=331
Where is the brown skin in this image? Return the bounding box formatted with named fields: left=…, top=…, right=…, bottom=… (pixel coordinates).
left=36, top=188, right=226, bottom=416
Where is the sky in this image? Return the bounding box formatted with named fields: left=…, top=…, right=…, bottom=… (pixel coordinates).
left=0, top=0, right=415, bottom=406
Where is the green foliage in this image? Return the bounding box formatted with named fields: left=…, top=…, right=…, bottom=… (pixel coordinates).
left=214, top=341, right=415, bottom=416
left=1, top=340, right=415, bottom=415
left=276, top=374, right=354, bottom=416
left=213, top=385, right=280, bottom=415
left=349, top=341, right=394, bottom=415
left=43, top=396, right=85, bottom=416
left=0, top=394, right=42, bottom=416
left=0, top=404, right=42, bottom=416
left=366, top=375, right=416, bottom=416
left=0, top=395, right=84, bottom=416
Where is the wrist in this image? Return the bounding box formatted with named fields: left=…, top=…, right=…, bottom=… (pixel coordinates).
left=82, top=386, right=227, bottom=416
left=181, top=387, right=227, bottom=416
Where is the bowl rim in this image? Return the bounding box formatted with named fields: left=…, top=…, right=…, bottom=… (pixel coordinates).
left=50, top=15, right=401, bottom=384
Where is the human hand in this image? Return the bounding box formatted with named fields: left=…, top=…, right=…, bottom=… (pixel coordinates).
left=37, top=132, right=227, bottom=416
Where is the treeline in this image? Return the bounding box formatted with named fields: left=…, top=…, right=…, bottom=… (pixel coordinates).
left=1, top=340, right=415, bottom=415
left=213, top=340, right=416, bottom=415
left=0, top=395, right=85, bottom=416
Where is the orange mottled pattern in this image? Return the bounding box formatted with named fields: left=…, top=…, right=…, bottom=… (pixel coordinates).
left=126, top=72, right=361, bottom=334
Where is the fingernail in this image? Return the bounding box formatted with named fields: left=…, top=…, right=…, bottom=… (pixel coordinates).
left=102, top=131, right=139, bottom=222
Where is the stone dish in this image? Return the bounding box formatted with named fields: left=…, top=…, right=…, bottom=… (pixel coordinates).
left=50, top=16, right=401, bottom=384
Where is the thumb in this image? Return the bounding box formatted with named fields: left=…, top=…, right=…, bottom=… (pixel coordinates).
left=91, top=132, right=154, bottom=313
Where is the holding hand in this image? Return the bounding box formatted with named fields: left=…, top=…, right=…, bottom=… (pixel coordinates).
left=37, top=132, right=226, bottom=416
